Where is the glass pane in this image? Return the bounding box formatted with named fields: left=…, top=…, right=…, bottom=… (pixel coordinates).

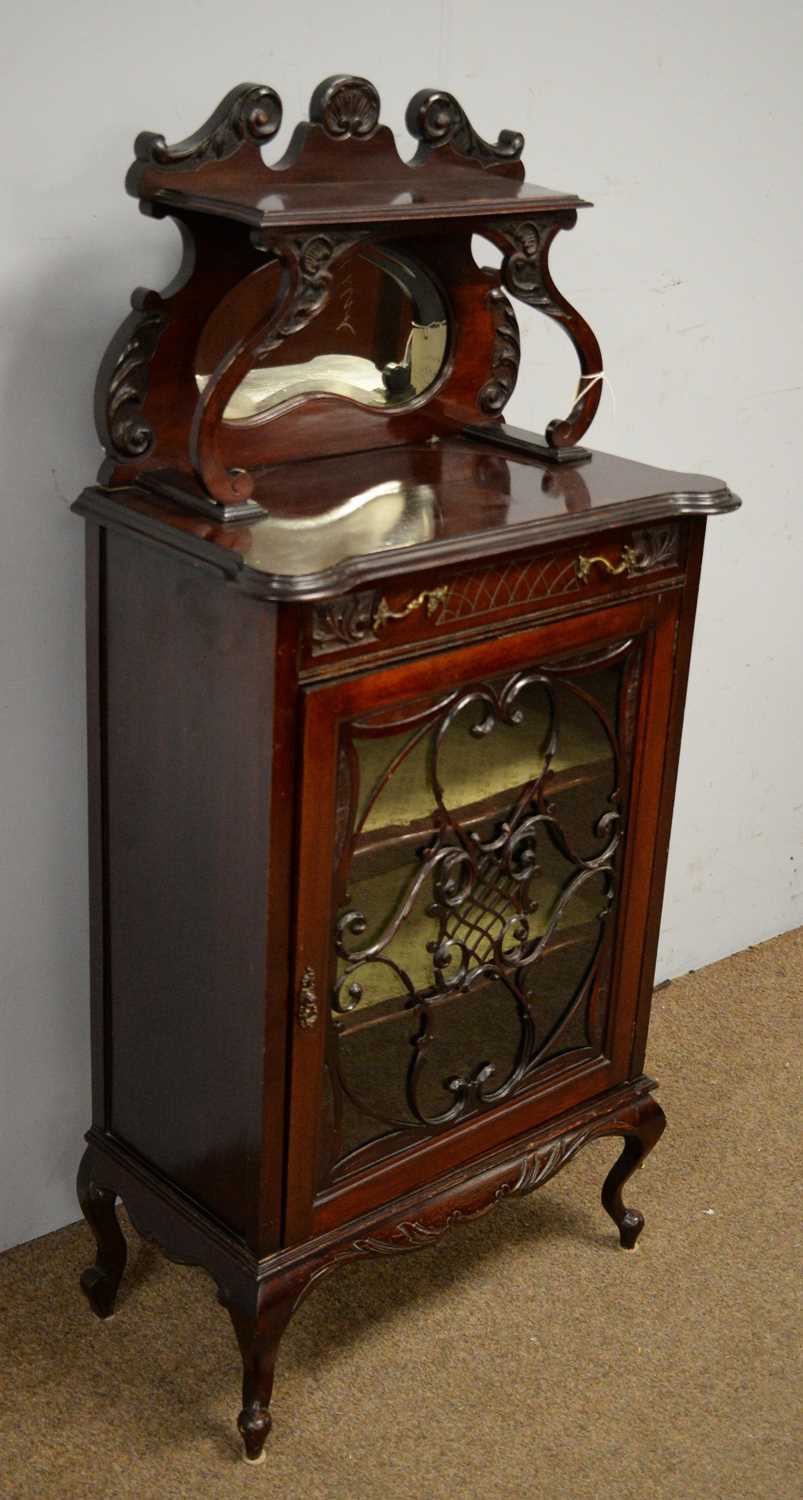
left=328, top=653, right=630, bottom=1176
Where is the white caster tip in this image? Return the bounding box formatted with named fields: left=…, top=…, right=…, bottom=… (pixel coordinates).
left=242, top=1450, right=267, bottom=1466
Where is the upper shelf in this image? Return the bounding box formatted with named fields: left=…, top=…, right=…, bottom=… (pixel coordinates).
left=127, top=75, right=588, bottom=231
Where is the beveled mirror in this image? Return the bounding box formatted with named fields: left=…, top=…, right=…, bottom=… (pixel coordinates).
left=195, top=245, right=449, bottom=422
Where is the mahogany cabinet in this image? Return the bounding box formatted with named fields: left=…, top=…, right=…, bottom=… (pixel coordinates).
left=73, top=76, right=738, bottom=1462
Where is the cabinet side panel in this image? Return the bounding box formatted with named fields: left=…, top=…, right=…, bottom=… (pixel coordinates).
left=102, top=531, right=274, bottom=1240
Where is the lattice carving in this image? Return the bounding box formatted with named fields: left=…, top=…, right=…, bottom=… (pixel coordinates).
left=441, top=555, right=582, bottom=622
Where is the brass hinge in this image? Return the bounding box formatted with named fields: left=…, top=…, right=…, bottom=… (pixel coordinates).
left=297, top=967, right=319, bottom=1030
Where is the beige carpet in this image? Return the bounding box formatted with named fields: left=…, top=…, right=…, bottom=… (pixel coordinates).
left=1, top=930, right=800, bottom=1500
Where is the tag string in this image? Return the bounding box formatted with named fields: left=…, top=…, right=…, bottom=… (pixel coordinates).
left=571, top=370, right=616, bottom=417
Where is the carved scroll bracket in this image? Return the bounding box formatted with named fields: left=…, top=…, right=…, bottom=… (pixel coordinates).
left=406, top=89, right=524, bottom=171
left=130, top=82, right=283, bottom=175
left=485, top=215, right=604, bottom=450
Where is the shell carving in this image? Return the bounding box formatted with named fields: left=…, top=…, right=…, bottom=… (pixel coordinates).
left=315, top=77, right=380, bottom=139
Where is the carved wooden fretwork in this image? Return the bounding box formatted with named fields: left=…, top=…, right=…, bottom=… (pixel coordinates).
left=328, top=642, right=636, bottom=1157
left=487, top=214, right=603, bottom=450
left=477, top=289, right=521, bottom=415
left=406, top=89, right=524, bottom=168
left=131, top=82, right=283, bottom=171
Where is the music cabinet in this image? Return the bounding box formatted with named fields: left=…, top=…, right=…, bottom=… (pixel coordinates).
left=73, top=75, right=738, bottom=1462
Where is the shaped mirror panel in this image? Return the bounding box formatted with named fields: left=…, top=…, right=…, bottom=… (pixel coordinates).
left=195, top=246, right=449, bottom=421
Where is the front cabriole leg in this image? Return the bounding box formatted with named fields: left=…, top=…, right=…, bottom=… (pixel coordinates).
left=222, top=1279, right=299, bottom=1463
left=76, top=1146, right=128, bottom=1318
left=601, top=1094, right=667, bottom=1248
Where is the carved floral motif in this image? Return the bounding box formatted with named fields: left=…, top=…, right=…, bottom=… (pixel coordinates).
left=333, top=1109, right=647, bottom=1262
left=630, top=525, right=681, bottom=574
left=498, top=217, right=560, bottom=309
left=312, top=591, right=378, bottom=653
left=478, top=289, right=521, bottom=415
left=254, top=233, right=363, bottom=358
left=104, top=308, right=167, bottom=458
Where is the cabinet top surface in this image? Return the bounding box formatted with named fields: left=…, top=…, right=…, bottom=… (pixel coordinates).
left=76, top=438, right=739, bottom=601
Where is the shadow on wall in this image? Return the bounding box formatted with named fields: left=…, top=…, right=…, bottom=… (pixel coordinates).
left=0, top=228, right=169, bottom=1251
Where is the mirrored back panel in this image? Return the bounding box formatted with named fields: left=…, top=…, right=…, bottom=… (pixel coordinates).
left=196, top=246, right=449, bottom=422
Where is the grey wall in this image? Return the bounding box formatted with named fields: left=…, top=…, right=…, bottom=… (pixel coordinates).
left=1, top=0, right=801, bottom=1252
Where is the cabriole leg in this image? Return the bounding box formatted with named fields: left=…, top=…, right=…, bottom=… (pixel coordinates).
left=76, top=1147, right=128, bottom=1318
left=224, top=1282, right=298, bottom=1464
left=601, top=1096, right=667, bottom=1249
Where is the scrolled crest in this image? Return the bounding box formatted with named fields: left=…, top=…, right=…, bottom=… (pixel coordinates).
left=133, top=82, right=283, bottom=170
left=406, top=88, right=524, bottom=168
left=309, top=75, right=381, bottom=139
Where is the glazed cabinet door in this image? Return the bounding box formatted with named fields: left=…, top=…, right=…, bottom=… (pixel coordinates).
left=285, top=591, right=680, bottom=1241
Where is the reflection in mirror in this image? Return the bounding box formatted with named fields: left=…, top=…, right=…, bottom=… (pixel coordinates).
left=195, top=246, right=449, bottom=421
left=234, top=480, right=438, bottom=576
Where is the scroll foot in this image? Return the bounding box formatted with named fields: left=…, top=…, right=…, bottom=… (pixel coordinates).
left=225, top=1281, right=298, bottom=1463
left=76, top=1147, right=128, bottom=1318
left=601, top=1096, right=666, bottom=1249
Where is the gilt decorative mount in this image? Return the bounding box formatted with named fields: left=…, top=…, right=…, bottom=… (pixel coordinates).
left=97, top=76, right=603, bottom=519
